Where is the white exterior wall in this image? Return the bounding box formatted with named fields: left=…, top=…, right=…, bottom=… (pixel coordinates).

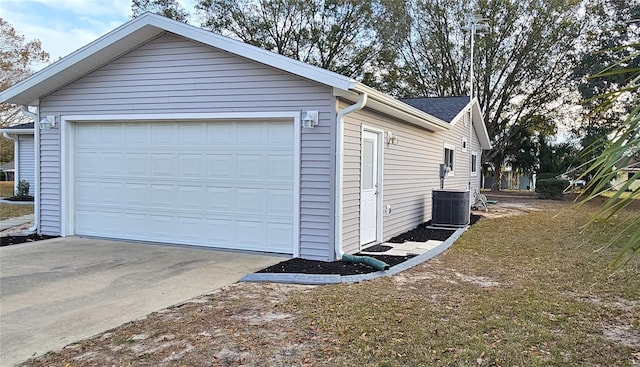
left=17, top=135, right=35, bottom=195
left=341, top=100, right=482, bottom=254
left=38, top=32, right=336, bottom=261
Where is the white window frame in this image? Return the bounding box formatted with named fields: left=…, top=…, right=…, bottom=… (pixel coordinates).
left=462, top=137, right=468, bottom=152
left=444, top=143, right=455, bottom=176
left=471, top=151, right=479, bottom=176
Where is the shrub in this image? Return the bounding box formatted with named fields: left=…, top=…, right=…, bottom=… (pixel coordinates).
left=537, top=172, right=559, bottom=180
left=536, top=178, right=570, bottom=199
left=15, top=180, right=30, bottom=198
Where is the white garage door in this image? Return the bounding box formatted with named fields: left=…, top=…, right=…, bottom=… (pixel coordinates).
left=74, top=120, right=295, bottom=254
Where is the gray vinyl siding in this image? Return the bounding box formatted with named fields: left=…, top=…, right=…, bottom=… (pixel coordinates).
left=341, top=100, right=482, bottom=254
left=17, top=135, right=35, bottom=195
left=38, top=32, right=336, bottom=261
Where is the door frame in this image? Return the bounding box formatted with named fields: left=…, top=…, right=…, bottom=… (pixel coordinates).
left=60, top=112, right=301, bottom=257
left=359, top=125, right=384, bottom=249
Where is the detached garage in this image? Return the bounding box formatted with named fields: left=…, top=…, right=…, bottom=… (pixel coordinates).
left=0, top=13, right=491, bottom=261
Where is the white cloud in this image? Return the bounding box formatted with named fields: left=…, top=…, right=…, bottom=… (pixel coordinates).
left=1, top=1, right=131, bottom=68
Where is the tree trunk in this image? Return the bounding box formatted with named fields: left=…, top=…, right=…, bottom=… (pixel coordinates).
left=492, top=164, right=504, bottom=192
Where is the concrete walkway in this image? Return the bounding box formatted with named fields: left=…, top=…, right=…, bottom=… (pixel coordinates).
left=0, top=237, right=282, bottom=366
left=0, top=214, right=34, bottom=232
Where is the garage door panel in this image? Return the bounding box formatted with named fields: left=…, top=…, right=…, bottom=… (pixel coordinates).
left=151, top=124, right=176, bottom=145
left=237, top=123, right=265, bottom=146
left=178, top=185, right=204, bottom=209
left=74, top=120, right=294, bottom=254
left=206, top=154, right=234, bottom=178
left=125, top=153, right=149, bottom=176
left=178, top=154, right=204, bottom=177
left=178, top=123, right=206, bottom=145
left=150, top=184, right=176, bottom=207
left=124, top=183, right=148, bottom=206
left=268, top=122, right=294, bottom=147
left=236, top=188, right=264, bottom=213
left=206, top=187, right=235, bottom=211
left=151, top=154, right=175, bottom=176
left=206, top=123, right=235, bottom=145
left=237, top=154, right=265, bottom=179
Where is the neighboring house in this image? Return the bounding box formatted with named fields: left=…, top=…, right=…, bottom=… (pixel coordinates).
left=0, top=161, right=15, bottom=181
left=483, top=166, right=536, bottom=191
left=0, top=14, right=491, bottom=261
left=0, top=122, right=35, bottom=194
left=612, top=160, right=640, bottom=192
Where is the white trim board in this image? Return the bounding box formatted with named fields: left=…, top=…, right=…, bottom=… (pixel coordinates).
left=61, top=112, right=301, bottom=257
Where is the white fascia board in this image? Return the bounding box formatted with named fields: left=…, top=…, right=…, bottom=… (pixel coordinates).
left=335, top=85, right=450, bottom=132
left=471, top=98, right=492, bottom=150
left=449, top=101, right=472, bottom=126
left=1, top=13, right=355, bottom=105
left=0, top=129, right=34, bottom=135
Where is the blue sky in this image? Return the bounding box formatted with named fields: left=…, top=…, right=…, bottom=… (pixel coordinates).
left=1, top=0, right=195, bottom=70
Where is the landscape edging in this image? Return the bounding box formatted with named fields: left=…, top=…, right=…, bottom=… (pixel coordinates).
left=240, top=226, right=468, bottom=285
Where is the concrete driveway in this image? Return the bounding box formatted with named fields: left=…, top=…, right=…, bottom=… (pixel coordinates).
left=0, top=237, right=282, bottom=366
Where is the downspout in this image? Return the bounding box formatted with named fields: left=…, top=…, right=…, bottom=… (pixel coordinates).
left=20, top=105, right=39, bottom=234
left=334, top=93, right=388, bottom=271
left=335, top=93, right=368, bottom=260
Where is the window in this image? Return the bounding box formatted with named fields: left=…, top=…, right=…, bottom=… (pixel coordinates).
left=471, top=152, right=478, bottom=176
left=444, top=145, right=455, bottom=174
left=462, top=137, right=468, bottom=152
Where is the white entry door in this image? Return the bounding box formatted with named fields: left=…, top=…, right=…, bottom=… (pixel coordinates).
left=359, top=130, right=379, bottom=246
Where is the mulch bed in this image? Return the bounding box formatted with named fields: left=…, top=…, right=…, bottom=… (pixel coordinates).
left=257, top=254, right=415, bottom=276
left=0, top=234, right=57, bottom=247
left=387, top=214, right=482, bottom=243
left=257, top=215, right=483, bottom=276
left=2, top=196, right=34, bottom=201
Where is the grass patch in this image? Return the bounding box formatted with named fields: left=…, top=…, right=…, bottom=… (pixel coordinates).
left=0, top=181, right=14, bottom=198
left=288, top=200, right=640, bottom=366
left=0, top=203, right=33, bottom=220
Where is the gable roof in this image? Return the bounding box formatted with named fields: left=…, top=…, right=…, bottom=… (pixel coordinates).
left=401, top=97, right=492, bottom=150
left=0, top=122, right=34, bottom=135
left=0, top=13, right=490, bottom=140
left=400, top=97, right=470, bottom=123
left=0, top=161, right=15, bottom=171
left=4, top=122, right=34, bottom=130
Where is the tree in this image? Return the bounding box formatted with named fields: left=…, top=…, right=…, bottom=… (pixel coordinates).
left=572, top=0, right=640, bottom=161
left=131, top=0, right=190, bottom=22
left=0, top=18, right=49, bottom=163
left=399, top=0, right=583, bottom=191
left=194, top=0, right=410, bottom=80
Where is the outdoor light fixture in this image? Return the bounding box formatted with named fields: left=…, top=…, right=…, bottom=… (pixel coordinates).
left=302, top=110, right=319, bottom=128
left=386, top=131, right=398, bottom=145
left=39, top=115, right=56, bottom=130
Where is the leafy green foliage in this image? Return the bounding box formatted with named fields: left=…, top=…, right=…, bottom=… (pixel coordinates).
left=572, top=0, right=639, bottom=156
left=536, top=172, right=559, bottom=180
left=15, top=179, right=29, bottom=198
left=0, top=18, right=49, bottom=163
left=131, top=0, right=190, bottom=22
left=536, top=179, right=570, bottom=199
left=195, top=0, right=409, bottom=81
